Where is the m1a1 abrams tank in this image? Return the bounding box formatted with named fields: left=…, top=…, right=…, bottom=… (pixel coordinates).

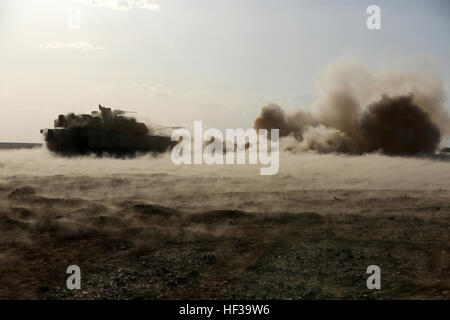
left=41, top=105, right=175, bottom=156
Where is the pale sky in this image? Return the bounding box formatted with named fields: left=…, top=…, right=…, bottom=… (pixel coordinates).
left=0, top=0, right=449, bottom=143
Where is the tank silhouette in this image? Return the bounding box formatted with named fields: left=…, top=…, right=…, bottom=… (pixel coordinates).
left=41, top=105, right=175, bottom=156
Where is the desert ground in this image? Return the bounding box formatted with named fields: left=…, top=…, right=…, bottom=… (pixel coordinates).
left=0, top=147, right=449, bottom=299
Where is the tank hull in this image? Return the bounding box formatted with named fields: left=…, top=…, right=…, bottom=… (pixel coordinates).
left=42, top=128, right=175, bottom=156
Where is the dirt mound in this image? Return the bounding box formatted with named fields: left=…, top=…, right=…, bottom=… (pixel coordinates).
left=8, top=186, right=37, bottom=200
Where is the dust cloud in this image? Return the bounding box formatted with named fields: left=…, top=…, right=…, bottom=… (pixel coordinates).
left=254, top=62, right=450, bottom=155
left=1, top=147, right=449, bottom=215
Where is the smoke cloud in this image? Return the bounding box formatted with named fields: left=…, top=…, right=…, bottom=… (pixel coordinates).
left=254, top=62, right=450, bottom=155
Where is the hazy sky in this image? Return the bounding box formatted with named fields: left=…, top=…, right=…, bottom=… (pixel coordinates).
left=0, top=0, right=449, bottom=142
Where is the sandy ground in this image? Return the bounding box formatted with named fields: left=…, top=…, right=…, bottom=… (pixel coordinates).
left=0, top=148, right=449, bottom=299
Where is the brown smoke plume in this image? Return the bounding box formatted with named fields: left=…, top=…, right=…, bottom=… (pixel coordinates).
left=254, top=62, right=450, bottom=155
